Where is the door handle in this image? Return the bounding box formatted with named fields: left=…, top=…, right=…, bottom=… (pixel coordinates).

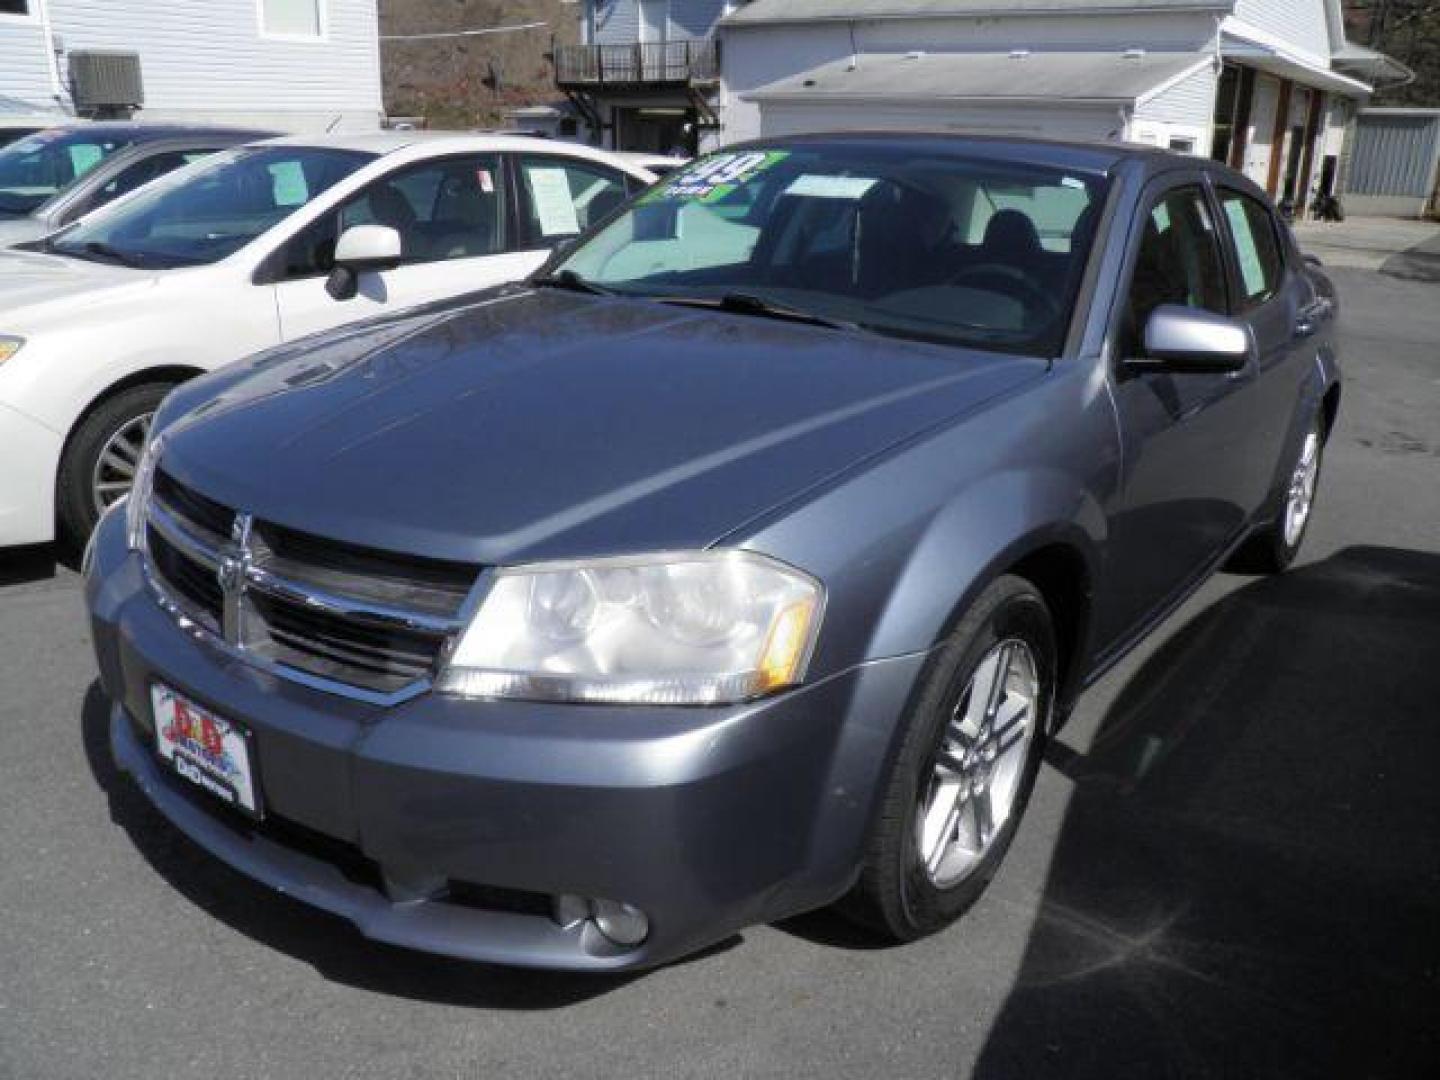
left=1294, top=297, right=1333, bottom=339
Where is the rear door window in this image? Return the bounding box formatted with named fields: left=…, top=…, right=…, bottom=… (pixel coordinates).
left=516, top=155, right=631, bottom=247
left=1217, top=189, right=1284, bottom=308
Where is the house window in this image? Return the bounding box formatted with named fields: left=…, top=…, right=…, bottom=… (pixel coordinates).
left=0, top=1, right=33, bottom=17
left=261, top=0, right=323, bottom=38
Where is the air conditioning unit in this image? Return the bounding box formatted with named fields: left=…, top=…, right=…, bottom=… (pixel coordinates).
left=70, top=50, right=144, bottom=116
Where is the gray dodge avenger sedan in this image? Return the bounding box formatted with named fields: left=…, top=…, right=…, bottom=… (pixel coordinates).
left=85, top=134, right=1338, bottom=971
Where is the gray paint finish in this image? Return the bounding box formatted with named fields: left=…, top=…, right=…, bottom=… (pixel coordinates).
left=86, top=134, right=1340, bottom=971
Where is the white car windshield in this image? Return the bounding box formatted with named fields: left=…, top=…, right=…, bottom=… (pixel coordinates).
left=555, top=143, right=1110, bottom=356
left=48, top=145, right=374, bottom=269
left=0, top=128, right=133, bottom=216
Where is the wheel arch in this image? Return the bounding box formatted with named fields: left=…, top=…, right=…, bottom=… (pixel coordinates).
left=53, top=365, right=205, bottom=531
left=1321, top=380, right=1341, bottom=443
left=61, top=364, right=204, bottom=453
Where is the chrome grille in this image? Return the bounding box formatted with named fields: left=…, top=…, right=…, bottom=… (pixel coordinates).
left=142, top=468, right=480, bottom=703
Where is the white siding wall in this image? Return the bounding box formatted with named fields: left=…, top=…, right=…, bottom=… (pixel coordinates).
left=1132, top=61, right=1217, bottom=153
left=6, top=0, right=382, bottom=131
left=594, top=0, right=729, bottom=43
left=0, top=6, right=57, bottom=107
left=1232, top=0, right=1330, bottom=62
left=720, top=11, right=1216, bottom=145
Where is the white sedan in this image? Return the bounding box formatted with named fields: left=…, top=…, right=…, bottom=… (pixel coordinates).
left=0, top=132, right=655, bottom=547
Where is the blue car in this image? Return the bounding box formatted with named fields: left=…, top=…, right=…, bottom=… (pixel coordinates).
left=85, top=134, right=1339, bottom=971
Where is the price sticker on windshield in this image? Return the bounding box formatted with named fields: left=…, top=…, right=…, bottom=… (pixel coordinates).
left=647, top=150, right=790, bottom=204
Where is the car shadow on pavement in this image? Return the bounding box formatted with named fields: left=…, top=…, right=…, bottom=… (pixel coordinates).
left=972, top=546, right=1440, bottom=1079
left=0, top=543, right=60, bottom=586
left=79, top=683, right=662, bottom=1008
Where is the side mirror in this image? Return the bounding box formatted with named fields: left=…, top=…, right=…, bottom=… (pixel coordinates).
left=1134, top=304, right=1252, bottom=374
left=326, top=224, right=402, bottom=301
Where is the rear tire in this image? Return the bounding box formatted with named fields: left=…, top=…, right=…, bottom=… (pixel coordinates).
left=56, top=383, right=171, bottom=551
left=1234, top=412, right=1325, bottom=575
left=840, top=575, right=1056, bottom=942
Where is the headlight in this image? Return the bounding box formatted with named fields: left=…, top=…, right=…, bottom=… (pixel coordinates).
left=0, top=336, right=23, bottom=366
left=124, top=431, right=164, bottom=551
left=438, top=551, right=824, bottom=705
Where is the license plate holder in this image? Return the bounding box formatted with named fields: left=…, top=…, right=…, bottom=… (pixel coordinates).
left=150, top=684, right=262, bottom=819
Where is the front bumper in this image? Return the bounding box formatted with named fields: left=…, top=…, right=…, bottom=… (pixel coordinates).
left=0, top=401, right=61, bottom=546
left=86, top=509, right=927, bottom=971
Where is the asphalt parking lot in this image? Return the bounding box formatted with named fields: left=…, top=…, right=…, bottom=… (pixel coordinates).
left=1, top=267, right=1437, bottom=1080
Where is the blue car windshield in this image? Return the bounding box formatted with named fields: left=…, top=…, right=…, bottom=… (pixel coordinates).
left=557, top=144, right=1111, bottom=356
left=0, top=128, right=133, bottom=215
left=49, top=145, right=375, bottom=269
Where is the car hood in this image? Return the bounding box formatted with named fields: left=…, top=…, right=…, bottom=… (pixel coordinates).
left=0, top=247, right=152, bottom=322
left=158, top=288, right=1045, bottom=565
left=0, top=216, right=46, bottom=248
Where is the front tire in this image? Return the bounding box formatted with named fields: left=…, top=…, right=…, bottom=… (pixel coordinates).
left=841, top=575, right=1056, bottom=941
left=56, top=383, right=171, bottom=550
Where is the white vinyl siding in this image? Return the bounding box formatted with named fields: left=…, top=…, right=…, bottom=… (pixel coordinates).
left=46, top=0, right=380, bottom=128
left=593, top=0, right=729, bottom=44
left=1132, top=61, right=1216, bottom=152
left=1136, top=64, right=1217, bottom=126
left=1232, top=0, right=1330, bottom=63
left=0, top=15, right=52, bottom=104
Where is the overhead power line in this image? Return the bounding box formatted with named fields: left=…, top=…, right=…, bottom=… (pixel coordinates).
left=381, top=21, right=548, bottom=42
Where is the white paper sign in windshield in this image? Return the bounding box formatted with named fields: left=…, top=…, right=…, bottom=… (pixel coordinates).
left=528, top=167, right=581, bottom=236
left=784, top=175, right=878, bottom=199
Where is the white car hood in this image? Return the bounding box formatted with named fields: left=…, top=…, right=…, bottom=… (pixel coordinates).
left=0, top=247, right=156, bottom=327
left=0, top=217, right=48, bottom=248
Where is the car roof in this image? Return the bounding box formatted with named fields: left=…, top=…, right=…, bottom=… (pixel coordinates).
left=721, top=130, right=1205, bottom=177
left=25, top=121, right=274, bottom=142
left=250, top=131, right=659, bottom=176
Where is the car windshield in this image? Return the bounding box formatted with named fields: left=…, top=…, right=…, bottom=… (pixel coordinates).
left=0, top=128, right=133, bottom=216
left=555, top=143, right=1110, bottom=356
left=48, top=145, right=375, bottom=269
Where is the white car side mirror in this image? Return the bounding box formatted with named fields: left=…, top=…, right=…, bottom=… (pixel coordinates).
left=327, top=225, right=402, bottom=301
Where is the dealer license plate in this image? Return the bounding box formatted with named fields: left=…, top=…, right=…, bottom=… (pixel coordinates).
left=150, top=684, right=261, bottom=818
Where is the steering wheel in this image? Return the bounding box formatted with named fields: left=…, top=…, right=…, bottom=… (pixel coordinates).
left=948, top=263, right=1060, bottom=322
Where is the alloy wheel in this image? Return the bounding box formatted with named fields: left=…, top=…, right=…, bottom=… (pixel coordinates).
left=90, top=411, right=154, bottom=517
left=1283, top=429, right=1321, bottom=548
left=916, top=639, right=1040, bottom=888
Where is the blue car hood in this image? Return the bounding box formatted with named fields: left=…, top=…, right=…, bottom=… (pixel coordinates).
left=159, top=288, right=1043, bottom=565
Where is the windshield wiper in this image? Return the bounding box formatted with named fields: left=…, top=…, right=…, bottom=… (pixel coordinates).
left=530, top=269, right=613, bottom=296
left=655, top=292, right=860, bottom=332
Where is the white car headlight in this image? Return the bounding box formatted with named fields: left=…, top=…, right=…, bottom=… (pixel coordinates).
left=125, top=431, right=164, bottom=551
left=0, top=336, right=24, bottom=366
left=439, top=551, right=824, bottom=705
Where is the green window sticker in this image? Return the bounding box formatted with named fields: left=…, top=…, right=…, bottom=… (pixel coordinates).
left=268, top=161, right=310, bottom=207
left=1224, top=198, right=1267, bottom=298
left=68, top=143, right=105, bottom=177
left=643, top=149, right=790, bottom=205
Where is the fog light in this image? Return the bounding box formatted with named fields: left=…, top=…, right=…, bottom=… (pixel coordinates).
left=592, top=899, right=649, bottom=946
left=553, top=894, right=650, bottom=947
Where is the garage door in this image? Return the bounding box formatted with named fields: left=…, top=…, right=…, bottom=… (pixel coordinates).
left=758, top=101, right=1121, bottom=143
